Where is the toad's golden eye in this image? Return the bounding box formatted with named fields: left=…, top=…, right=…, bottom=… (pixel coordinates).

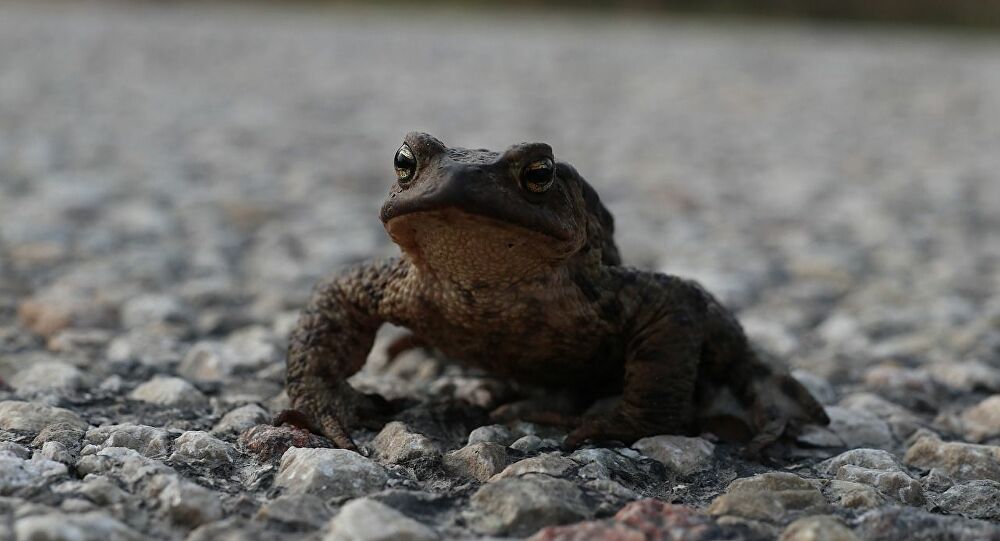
left=394, top=144, right=417, bottom=182
left=521, top=158, right=555, bottom=193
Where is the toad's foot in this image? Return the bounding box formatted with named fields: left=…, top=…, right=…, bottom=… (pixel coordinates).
left=275, top=381, right=396, bottom=452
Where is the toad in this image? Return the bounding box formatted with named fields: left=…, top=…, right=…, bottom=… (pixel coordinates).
left=280, top=132, right=829, bottom=453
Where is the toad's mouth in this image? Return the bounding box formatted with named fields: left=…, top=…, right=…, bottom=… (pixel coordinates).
left=384, top=209, right=577, bottom=282
left=379, top=175, right=575, bottom=243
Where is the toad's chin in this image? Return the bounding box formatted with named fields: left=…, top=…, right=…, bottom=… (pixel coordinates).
left=384, top=208, right=577, bottom=285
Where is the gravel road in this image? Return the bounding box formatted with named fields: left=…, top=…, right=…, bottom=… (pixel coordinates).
left=1, top=3, right=999, bottom=540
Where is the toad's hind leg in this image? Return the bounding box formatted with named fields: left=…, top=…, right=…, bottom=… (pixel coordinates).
left=563, top=304, right=703, bottom=449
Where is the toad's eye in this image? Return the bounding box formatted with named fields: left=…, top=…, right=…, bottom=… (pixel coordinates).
left=394, top=144, right=417, bottom=182
left=521, top=158, right=555, bottom=193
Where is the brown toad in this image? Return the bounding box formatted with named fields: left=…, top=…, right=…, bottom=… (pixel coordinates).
left=281, top=132, right=829, bottom=453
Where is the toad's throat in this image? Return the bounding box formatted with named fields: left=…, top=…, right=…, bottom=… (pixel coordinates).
left=384, top=208, right=571, bottom=286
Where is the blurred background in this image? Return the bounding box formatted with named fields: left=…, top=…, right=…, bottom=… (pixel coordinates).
left=1, top=0, right=998, bottom=394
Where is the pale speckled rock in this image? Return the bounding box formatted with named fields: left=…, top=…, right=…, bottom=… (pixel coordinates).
left=0, top=454, right=68, bottom=496
left=489, top=453, right=576, bottom=481
left=169, top=431, right=236, bottom=468
left=822, top=406, right=896, bottom=451
left=255, top=493, right=332, bottom=529
left=855, top=505, right=1000, bottom=541
left=75, top=447, right=174, bottom=488
left=820, top=448, right=903, bottom=474
left=37, top=441, right=73, bottom=464
left=371, top=422, right=440, bottom=464
left=9, top=360, right=86, bottom=395
left=935, top=480, right=1000, bottom=521
left=14, top=511, right=143, bottom=541
left=150, top=473, right=224, bottom=528
left=119, top=293, right=189, bottom=330
left=469, top=474, right=591, bottom=537
left=509, top=435, right=543, bottom=453
left=129, top=376, right=208, bottom=408
left=178, top=328, right=277, bottom=383
left=324, top=498, right=439, bottom=541
left=958, top=395, right=1000, bottom=442
left=904, top=434, right=1000, bottom=482
left=824, top=480, right=887, bottom=509
left=85, top=423, right=172, bottom=459
left=0, top=400, right=89, bottom=437
left=632, top=435, right=715, bottom=476
left=708, top=472, right=829, bottom=522
left=0, top=442, right=31, bottom=459
left=780, top=515, right=859, bottom=541
left=106, top=329, right=184, bottom=366
left=570, top=448, right=641, bottom=481
left=467, top=424, right=515, bottom=446
left=75, top=475, right=129, bottom=506
left=211, top=404, right=270, bottom=437
left=185, top=517, right=269, bottom=541
left=443, top=442, right=508, bottom=482
left=833, top=465, right=924, bottom=506
left=275, top=447, right=388, bottom=499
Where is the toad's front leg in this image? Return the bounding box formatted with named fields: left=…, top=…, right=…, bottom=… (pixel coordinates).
left=280, top=260, right=403, bottom=451
left=563, top=302, right=703, bottom=449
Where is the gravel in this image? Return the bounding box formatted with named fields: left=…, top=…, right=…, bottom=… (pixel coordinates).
left=2, top=2, right=1000, bottom=539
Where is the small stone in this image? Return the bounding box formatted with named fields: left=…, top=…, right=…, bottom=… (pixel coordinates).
left=76, top=475, right=129, bottom=506
left=530, top=499, right=722, bottom=541
left=825, top=480, right=886, bottom=509
left=780, top=515, right=859, bottom=541
left=903, top=433, right=1000, bottom=482
left=927, top=361, right=1000, bottom=393
left=239, top=424, right=332, bottom=462
left=14, top=511, right=142, bottom=541
left=32, top=421, right=88, bottom=449
left=490, top=453, right=577, bottom=481
left=820, top=448, right=903, bottom=474
left=38, top=441, right=73, bottom=464
left=106, top=329, right=183, bottom=366
left=75, top=447, right=173, bottom=488
left=708, top=472, right=829, bottom=522
left=921, top=468, right=956, bottom=493
left=129, top=376, right=208, bottom=408
left=9, top=360, right=85, bottom=395
left=0, top=400, right=89, bottom=437
left=468, top=424, right=515, bottom=446
left=935, top=480, right=1000, bottom=521
left=120, top=293, right=189, bottom=329
left=443, top=442, right=508, bottom=482
left=372, top=422, right=439, bottom=464
left=211, top=404, right=270, bottom=437
left=0, top=453, right=68, bottom=496
left=469, top=474, right=591, bottom=536
left=85, top=423, right=172, bottom=458
left=275, top=447, right=388, bottom=499
left=150, top=474, right=224, bottom=528
left=632, top=435, right=715, bottom=476
left=570, top=448, right=641, bottom=481
left=510, top=435, right=543, bottom=453
left=0, top=442, right=31, bottom=459
left=170, top=431, right=236, bottom=468
left=823, top=406, right=896, bottom=451
left=185, top=518, right=267, bottom=541
left=959, top=395, right=1000, bottom=442
left=324, top=498, right=439, bottom=541
left=833, top=465, right=924, bottom=506
left=255, top=493, right=331, bottom=528
left=855, top=505, right=1000, bottom=541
